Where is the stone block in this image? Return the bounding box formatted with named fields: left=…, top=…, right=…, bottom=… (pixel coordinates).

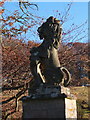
left=21, top=97, right=77, bottom=119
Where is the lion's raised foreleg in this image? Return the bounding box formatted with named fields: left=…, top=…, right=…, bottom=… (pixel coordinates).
left=30, top=60, right=43, bottom=87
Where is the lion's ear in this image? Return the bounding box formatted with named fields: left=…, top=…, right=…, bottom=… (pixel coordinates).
left=47, top=16, right=54, bottom=23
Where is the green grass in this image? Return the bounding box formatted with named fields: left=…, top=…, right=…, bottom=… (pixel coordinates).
left=70, top=86, right=90, bottom=119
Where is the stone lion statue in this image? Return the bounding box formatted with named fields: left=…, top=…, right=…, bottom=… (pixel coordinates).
left=29, top=16, right=71, bottom=89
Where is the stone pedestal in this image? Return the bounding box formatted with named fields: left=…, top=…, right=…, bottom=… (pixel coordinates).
left=21, top=96, right=77, bottom=119
left=20, top=85, right=77, bottom=119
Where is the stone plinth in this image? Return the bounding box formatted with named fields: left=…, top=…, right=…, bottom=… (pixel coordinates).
left=20, top=85, right=77, bottom=119
left=21, top=96, right=77, bottom=119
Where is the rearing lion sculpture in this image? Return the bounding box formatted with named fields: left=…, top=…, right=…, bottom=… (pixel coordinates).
left=30, top=16, right=71, bottom=88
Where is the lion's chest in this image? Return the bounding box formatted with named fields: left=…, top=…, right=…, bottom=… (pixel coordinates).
left=40, top=47, right=60, bottom=69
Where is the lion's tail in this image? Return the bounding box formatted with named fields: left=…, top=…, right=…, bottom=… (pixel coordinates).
left=60, top=67, right=71, bottom=87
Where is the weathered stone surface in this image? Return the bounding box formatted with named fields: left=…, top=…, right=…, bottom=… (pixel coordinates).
left=65, top=98, right=77, bottom=119
left=61, top=86, right=70, bottom=95
left=21, top=97, right=77, bottom=119
left=21, top=83, right=77, bottom=118
left=22, top=98, right=65, bottom=118
left=28, top=84, right=68, bottom=99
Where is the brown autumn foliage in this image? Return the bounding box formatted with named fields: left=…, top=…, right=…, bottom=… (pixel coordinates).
left=2, top=37, right=40, bottom=87
left=1, top=0, right=43, bottom=39
left=2, top=38, right=39, bottom=119
left=1, top=1, right=88, bottom=119
left=58, top=42, right=89, bottom=86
